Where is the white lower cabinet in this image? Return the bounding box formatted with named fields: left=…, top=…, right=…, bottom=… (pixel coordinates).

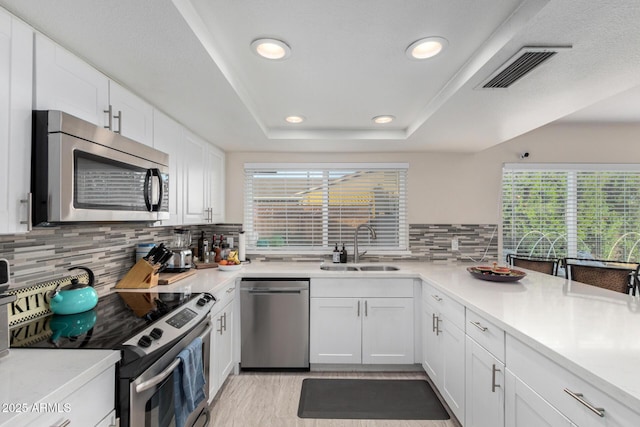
left=506, top=335, right=640, bottom=427
left=209, top=282, right=236, bottom=401
left=465, top=336, right=505, bottom=427
left=421, top=282, right=465, bottom=423
left=28, top=365, right=115, bottom=427
left=505, top=368, right=576, bottom=427
left=310, top=278, right=414, bottom=365
left=311, top=297, right=414, bottom=364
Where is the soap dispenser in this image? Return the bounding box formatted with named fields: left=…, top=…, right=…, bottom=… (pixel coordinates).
left=332, top=243, right=340, bottom=263
left=340, top=243, right=348, bottom=263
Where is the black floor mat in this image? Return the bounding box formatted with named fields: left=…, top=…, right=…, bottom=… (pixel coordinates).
left=297, top=378, right=450, bottom=420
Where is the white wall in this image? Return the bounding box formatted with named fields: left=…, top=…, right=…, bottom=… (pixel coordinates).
left=225, top=122, right=640, bottom=224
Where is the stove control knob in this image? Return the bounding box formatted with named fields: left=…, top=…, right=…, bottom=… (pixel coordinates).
left=150, top=328, right=163, bottom=340
left=197, top=298, right=207, bottom=306
left=138, top=335, right=152, bottom=348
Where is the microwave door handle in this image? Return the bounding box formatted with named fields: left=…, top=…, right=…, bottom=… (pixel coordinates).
left=144, top=168, right=163, bottom=212
left=144, top=169, right=153, bottom=211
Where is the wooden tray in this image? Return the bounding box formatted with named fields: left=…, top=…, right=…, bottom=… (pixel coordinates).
left=193, top=260, right=219, bottom=269
left=158, top=269, right=197, bottom=285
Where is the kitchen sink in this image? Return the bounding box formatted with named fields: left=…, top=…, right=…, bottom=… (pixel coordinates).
left=320, top=265, right=360, bottom=271
left=358, top=265, right=400, bottom=271
left=320, top=264, right=400, bottom=271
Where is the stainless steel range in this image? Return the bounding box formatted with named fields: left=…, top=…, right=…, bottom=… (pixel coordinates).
left=9, top=283, right=216, bottom=427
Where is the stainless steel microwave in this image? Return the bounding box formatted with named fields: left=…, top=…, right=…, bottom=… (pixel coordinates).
left=31, top=110, right=170, bottom=225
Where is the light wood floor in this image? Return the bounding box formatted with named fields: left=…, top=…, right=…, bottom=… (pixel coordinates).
left=208, top=371, right=461, bottom=427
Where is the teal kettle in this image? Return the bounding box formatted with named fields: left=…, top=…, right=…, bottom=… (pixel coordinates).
left=47, top=266, right=98, bottom=315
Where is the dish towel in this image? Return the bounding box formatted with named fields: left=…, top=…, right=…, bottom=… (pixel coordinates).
left=173, top=336, right=206, bottom=427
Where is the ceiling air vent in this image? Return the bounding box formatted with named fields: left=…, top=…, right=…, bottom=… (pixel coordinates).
left=481, top=46, right=571, bottom=89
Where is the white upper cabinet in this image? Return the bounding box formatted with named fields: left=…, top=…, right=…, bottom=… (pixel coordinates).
left=206, top=144, right=225, bottom=223
left=108, top=80, right=153, bottom=146
left=153, top=109, right=183, bottom=225
left=34, top=34, right=153, bottom=146
left=182, top=129, right=207, bottom=224
left=34, top=33, right=109, bottom=126
left=0, top=10, right=33, bottom=234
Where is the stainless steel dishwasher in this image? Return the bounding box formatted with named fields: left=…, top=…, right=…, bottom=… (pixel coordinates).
left=240, top=278, right=310, bottom=369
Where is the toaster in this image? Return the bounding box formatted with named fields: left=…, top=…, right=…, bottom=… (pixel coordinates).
left=166, top=249, right=193, bottom=272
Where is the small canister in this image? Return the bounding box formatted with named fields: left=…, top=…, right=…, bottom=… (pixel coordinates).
left=136, top=243, right=155, bottom=262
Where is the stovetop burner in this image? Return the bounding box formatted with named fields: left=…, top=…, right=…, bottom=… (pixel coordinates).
left=9, top=291, right=197, bottom=350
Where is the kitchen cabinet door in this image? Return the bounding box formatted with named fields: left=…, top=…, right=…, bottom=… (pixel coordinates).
left=310, top=298, right=361, bottom=364
left=505, top=369, right=576, bottom=427
left=422, top=300, right=441, bottom=380
left=440, top=315, right=466, bottom=423
left=210, top=299, right=234, bottom=399
left=465, top=336, right=505, bottom=427
left=182, top=129, right=207, bottom=224
left=153, top=109, right=183, bottom=225
left=34, top=33, right=109, bottom=127
left=422, top=297, right=465, bottom=423
left=109, top=80, right=153, bottom=146
left=0, top=10, right=32, bottom=234
left=206, top=144, right=225, bottom=223
left=362, top=298, right=413, bottom=364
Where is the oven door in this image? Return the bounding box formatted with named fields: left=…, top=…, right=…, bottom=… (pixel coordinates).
left=128, top=320, right=211, bottom=427
left=47, top=132, right=170, bottom=223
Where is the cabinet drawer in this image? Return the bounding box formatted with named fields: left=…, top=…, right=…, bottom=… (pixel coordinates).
left=422, top=280, right=464, bottom=329
left=212, top=280, right=237, bottom=316
left=507, top=335, right=640, bottom=427
left=311, top=278, right=414, bottom=298
left=466, top=308, right=505, bottom=362
left=29, top=365, right=115, bottom=427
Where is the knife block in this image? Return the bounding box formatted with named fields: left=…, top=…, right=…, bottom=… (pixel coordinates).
left=115, top=259, right=159, bottom=289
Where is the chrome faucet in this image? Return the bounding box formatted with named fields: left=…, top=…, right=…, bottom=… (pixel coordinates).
left=353, top=224, right=377, bottom=263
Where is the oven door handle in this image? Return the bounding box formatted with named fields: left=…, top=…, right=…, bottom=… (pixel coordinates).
left=135, top=325, right=212, bottom=393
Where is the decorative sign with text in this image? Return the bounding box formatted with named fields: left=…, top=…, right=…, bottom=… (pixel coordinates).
left=6, top=272, right=89, bottom=326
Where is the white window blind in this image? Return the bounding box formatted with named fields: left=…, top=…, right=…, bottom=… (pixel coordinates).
left=502, top=164, right=640, bottom=261
left=244, top=163, right=408, bottom=252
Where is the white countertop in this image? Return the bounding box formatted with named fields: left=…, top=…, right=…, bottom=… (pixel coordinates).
left=0, top=349, right=120, bottom=426
left=140, top=260, right=640, bottom=411
left=7, top=261, right=639, bottom=421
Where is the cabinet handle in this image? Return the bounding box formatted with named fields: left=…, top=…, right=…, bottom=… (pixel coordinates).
left=222, top=312, right=227, bottom=332
left=435, top=316, right=442, bottom=336
left=20, top=193, right=32, bottom=231
left=57, top=420, right=71, bottom=427
left=365, top=300, right=368, bottom=317
left=432, top=313, right=437, bottom=333
left=431, top=294, right=442, bottom=302
left=113, top=110, right=122, bottom=134
left=226, top=286, right=235, bottom=293
left=217, top=316, right=223, bottom=335
left=564, top=388, right=605, bottom=418
left=470, top=321, right=488, bottom=332
left=357, top=300, right=360, bottom=317
left=491, top=364, right=501, bottom=392
left=104, top=105, right=113, bottom=130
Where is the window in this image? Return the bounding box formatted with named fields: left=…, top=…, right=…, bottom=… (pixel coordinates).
left=502, top=163, right=640, bottom=262
left=244, top=163, right=408, bottom=252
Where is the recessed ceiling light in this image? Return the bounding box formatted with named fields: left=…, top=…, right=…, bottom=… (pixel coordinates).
left=285, top=115, right=305, bottom=124
left=406, top=37, right=447, bottom=60
left=251, top=38, right=291, bottom=60
left=372, top=115, right=395, bottom=124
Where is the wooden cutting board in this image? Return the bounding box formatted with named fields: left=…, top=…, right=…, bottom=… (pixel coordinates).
left=158, top=269, right=197, bottom=285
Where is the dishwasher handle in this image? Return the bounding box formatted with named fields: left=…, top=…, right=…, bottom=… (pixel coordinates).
left=243, top=287, right=307, bottom=294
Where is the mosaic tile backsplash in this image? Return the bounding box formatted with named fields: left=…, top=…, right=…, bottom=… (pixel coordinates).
left=0, top=223, right=497, bottom=291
